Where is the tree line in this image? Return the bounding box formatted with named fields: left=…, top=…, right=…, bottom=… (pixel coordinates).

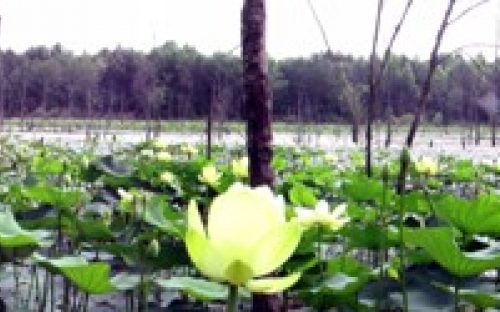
left=0, top=42, right=497, bottom=127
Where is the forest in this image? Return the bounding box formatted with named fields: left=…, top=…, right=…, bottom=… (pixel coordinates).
left=1, top=42, right=498, bottom=126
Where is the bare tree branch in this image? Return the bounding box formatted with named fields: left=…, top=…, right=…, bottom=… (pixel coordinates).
left=396, top=0, right=458, bottom=196
left=448, top=0, right=490, bottom=25
left=365, top=0, right=384, bottom=177
left=376, top=0, right=414, bottom=86
left=405, top=0, right=458, bottom=147
left=306, top=0, right=334, bottom=55
left=366, top=0, right=415, bottom=176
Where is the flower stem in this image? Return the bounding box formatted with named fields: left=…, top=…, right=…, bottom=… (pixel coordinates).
left=227, top=285, right=239, bottom=312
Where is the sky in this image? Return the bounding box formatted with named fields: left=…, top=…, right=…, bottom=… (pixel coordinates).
left=1, top=0, right=499, bottom=60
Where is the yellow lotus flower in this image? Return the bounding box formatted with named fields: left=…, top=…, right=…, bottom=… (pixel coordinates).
left=152, top=139, right=167, bottom=149
left=160, top=171, right=175, bottom=184
left=156, top=151, right=172, bottom=162
left=294, top=200, right=349, bottom=231
left=81, top=155, right=90, bottom=168
left=323, top=153, right=337, bottom=164
left=199, top=164, right=222, bottom=186
left=181, top=144, right=198, bottom=156
left=185, top=183, right=302, bottom=293
left=140, top=149, right=154, bottom=158
left=117, top=188, right=133, bottom=203
left=350, top=151, right=365, bottom=167
left=231, top=156, right=249, bottom=178
left=415, top=156, right=438, bottom=176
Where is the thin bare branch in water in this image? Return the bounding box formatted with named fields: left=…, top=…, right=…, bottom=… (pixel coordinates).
left=398, top=0, right=458, bottom=198
left=365, top=0, right=384, bottom=177
left=405, top=0, right=457, bottom=148
left=376, top=0, right=414, bottom=86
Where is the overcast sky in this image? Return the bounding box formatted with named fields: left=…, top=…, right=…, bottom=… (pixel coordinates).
left=1, top=0, right=499, bottom=59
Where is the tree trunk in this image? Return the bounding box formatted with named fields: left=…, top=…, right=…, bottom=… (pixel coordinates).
left=475, top=105, right=480, bottom=145
left=67, top=87, right=74, bottom=131
left=86, top=88, right=92, bottom=138
left=242, top=0, right=278, bottom=310
left=207, top=81, right=218, bottom=160
left=120, top=92, right=125, bottom=125
left=41, top=80, right=48, bottom=125
left=352, top=120, right=359, bottom=144
left=385, top=110, right=392, bottom=148
left=21, top=78, right=27, bottom=130
left=491, top=114, right=496, bottom=147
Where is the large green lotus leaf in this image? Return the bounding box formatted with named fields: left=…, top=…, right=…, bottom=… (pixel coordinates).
left=0, top=209, right=51, bottom=248
left=404, top=227, right=500, bottom=277
left=32, top=253, right=88, bottom=274
left=33, top=253, right=138, bottom=294
left=20, top=216, right=77, bottom=239
left=451, top=160, right=475, bottom=181
left=24, top=185, right=85, bottom=211
left=341, top=223, right=398, bottom=251
left=60, top=263, right=117, bottom=294
left=142, top=196, right=185, bottom=238
left=324, top=255, right=374, bottom=296
left=76, top=219, right=114, bottom=242
left=98, top=240, right=190, bottom=270
left=345, top=203, right=377, bottom=223
left=272, top=154, right=288, bottom=172
left=404, top=191, right=430, bottom=215
left=156, top=276, right=228, bottom=302
left=341, top=174, right=392, bottom=204
left=32, top=156, right=64, bottom=175
left=433, top=194, right=500, bottom=236
left=289, top=183, right=317, bottom=207
left=300, top=256, right=374, bottom=310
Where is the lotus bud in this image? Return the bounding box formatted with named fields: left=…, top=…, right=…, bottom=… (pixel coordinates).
left=147, top=239, right=160, bottom=258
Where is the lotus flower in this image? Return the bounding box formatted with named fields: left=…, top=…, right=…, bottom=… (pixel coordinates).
left=156, top=151, right=172, bottom=162
left=181, top=144, right=198, bottom=156
left=231, top=156, right=249, bottom=178
left=199, top=164, right=222, bottom=186
left=185, top=183, right=302, bottom=293
left=294, top=200, right=349, bottom=231
left=415, top=156, right=438, bottom=176
left=323, top=153, right=337, bottom=164
left=117, top=188, right=133, bottom=203
left=152, top=139, right=167, bottom=149
left=160, top=171, right=175, bottom=184
left=140, top=149, right=154, bottom=158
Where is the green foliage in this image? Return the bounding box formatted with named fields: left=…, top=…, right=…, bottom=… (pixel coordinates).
left=404, top=227, right=500, bottom=277
left=433, top=193, right=500, bottom=236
